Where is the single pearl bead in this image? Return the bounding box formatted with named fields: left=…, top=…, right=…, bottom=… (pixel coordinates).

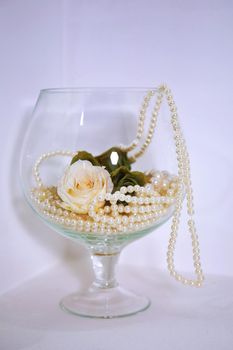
left=98, top=208, right=104, bottom=216
left=139, top=206, right=145, bottom=214
left=122, top=216, right=128, bottom=225
left=119, top=194, right=125, bottom=201
left=118, top=205, right=124, bottom=213
left=131, top=196, right=137, bottom=204
left=101, top=216, right=107, bottom=223
left=129, top=216, right=135, bottom=223
left=161, top=180, right=169, bottom=189
left=168, top=189, right=175, bottom=198
left=94, top=215, right=101, bottom=222
left=108, top=217, right=115, bottom=226
left=124, top=206, right=131, bottom=214
left=104, top=206, right=111, bottom=214
left=154, top=172, right=161, bottom=179
left=92, top=222, right=99, bottom=230
left=131, top=206, right=138, bottom=214
left=120, top=186, right=127, bottom=194
left=105, top=193, right=111, bottom=201
left=140, top=187, right=146, bottom=194
left=98, top=194, right=104, bottom=201
left=127, top=185, right=134, bottom=193
left=111, top=204, right=118, bottom=212
left=115, top=217, right=121, bottom=225
left=138, top=197, right=144, bottom=205
left=112, top=193, right=119, bottom=201
left=125, top=195, right=132, bottom=203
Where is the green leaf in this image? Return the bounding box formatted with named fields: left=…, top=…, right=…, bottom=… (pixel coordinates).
left=111, top=166, right=131, bottom=188
left=70, top=151, right=100, bottom=166
left=96, top=147, right=131, bottom=173
left=111, top=166, right=147, bottom=193
left=116, top=172, right=146, bottom=192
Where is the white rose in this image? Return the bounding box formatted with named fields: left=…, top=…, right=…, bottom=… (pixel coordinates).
left=57, top=160, right=113, bottom=214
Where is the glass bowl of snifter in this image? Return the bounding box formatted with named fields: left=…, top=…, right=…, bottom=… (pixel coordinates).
left=20, top=85, right=204, bottom=318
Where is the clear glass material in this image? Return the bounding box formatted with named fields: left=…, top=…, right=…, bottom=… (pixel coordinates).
left=20, top=87, right=176, bottom=318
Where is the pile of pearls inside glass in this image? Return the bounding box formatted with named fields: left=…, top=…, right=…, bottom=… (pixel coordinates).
left=30, top=170, right=179, bottom=235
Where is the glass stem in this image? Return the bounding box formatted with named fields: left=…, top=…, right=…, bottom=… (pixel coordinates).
left=90, top=252, right=120, bottom=289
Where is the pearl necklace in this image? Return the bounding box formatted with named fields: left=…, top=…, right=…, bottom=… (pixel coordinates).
left=31, top=170, right=178, bottom=234
left=32, top=84, right=204, bottom=287
left=120, top=84, right=204, bottom=287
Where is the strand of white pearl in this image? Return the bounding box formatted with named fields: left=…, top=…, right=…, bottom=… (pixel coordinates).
left=30, top=185, right=172, bottom=234
left=125, top=84, right=204, bottom=286
left=88, top=187, right=174, bottom=226
left=33, top=150, right=76, bottom=187
left=33, top=198, right=168, bottom=234
left=120, top=89, right=157, bottom=152
left=162, top=85, right=204, bottom=287
left=128, top=91, right=163, bottom=162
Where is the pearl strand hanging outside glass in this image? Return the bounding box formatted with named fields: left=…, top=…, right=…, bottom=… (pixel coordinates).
left=121, top=84, right=204, bottom=287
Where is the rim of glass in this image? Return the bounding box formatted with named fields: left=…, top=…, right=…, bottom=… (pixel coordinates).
left=40, top=87, right=158, bottom=94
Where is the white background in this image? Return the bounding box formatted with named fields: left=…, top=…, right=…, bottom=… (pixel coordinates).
left=1, top=0, right=233, bottom=296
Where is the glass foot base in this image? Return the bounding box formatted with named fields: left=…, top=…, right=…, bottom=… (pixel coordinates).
left=60, top=285, right=150, bottom=318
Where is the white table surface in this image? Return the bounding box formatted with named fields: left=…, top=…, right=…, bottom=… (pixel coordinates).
left=1, top=262, right=232, bottom=350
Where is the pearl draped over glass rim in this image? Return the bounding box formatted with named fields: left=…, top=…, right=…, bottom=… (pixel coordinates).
left=30, top=84, right=204, bottom=288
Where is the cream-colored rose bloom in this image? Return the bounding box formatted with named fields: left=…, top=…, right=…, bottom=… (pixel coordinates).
left=57, top=160, right=113, bottom=214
